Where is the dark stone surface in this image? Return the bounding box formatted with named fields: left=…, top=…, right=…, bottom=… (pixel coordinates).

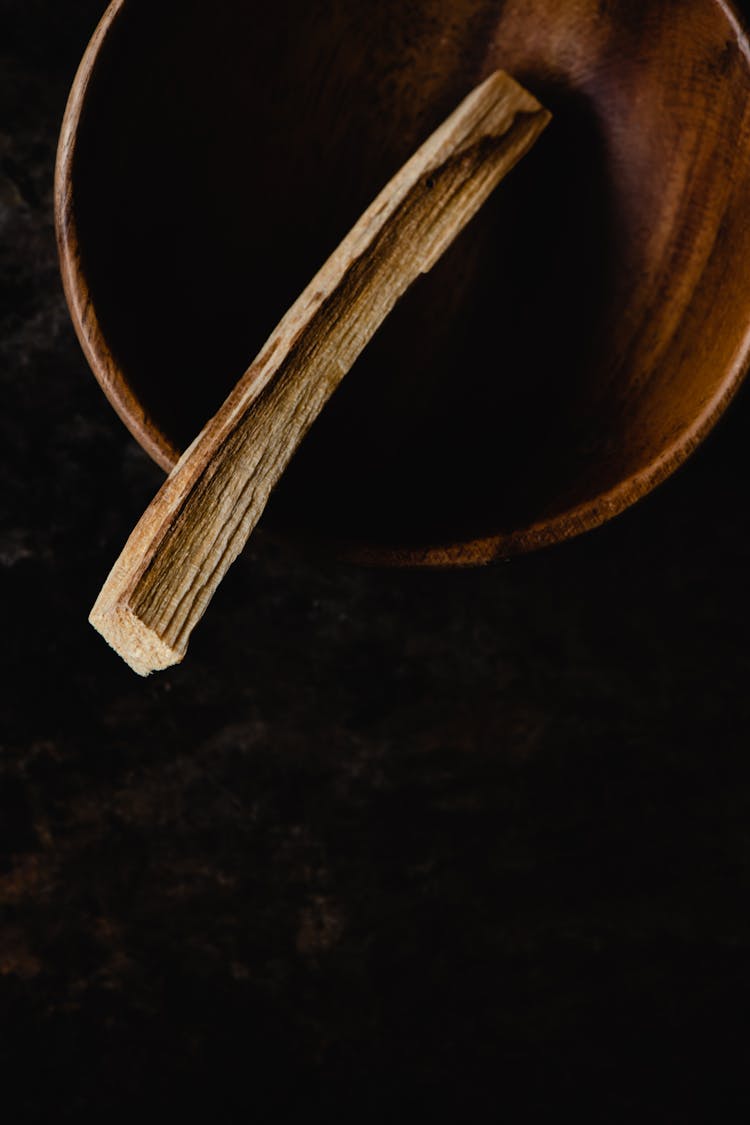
left=3, top=3, right=750, bottom=1120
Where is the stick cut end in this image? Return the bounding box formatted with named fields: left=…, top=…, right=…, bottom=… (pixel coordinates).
left=89, top=601, right=183, bottom=677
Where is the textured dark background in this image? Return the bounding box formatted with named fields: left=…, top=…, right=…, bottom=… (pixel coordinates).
left=3, top=2, right=750, bottom=1120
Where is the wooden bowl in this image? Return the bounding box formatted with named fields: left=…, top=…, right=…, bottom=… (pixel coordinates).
left=57, top=0, right=750, bottom=565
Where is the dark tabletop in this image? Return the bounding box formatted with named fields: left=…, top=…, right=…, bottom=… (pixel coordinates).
left=3, top=2, right=750, bottom=1120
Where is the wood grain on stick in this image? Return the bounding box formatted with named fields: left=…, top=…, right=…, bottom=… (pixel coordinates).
left=89, top=70, right=550, bottom=674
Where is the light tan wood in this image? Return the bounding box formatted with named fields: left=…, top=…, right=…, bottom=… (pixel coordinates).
left=88, top=70, right=549, bottom=675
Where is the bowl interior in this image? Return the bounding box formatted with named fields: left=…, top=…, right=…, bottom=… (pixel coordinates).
left=65, top=0, right=750, bottom=560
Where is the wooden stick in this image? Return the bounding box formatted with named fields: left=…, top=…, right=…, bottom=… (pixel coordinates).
left=90, top=70, right=550, bottom=675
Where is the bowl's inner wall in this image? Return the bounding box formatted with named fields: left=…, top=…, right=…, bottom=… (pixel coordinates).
left=71, top=0, right=750, bottom=549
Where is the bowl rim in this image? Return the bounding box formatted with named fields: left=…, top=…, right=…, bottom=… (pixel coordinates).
left=55, top=0, right=750, bottom=567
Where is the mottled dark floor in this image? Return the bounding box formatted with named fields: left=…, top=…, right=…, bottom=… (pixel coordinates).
left=3, top=3, right=750, bottom=1121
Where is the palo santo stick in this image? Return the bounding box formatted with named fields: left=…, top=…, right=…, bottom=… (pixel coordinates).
left=90, top=70, right=550, bottom=675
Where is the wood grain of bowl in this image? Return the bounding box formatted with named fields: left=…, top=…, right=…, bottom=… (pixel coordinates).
left=56, top=0, right=750, bottom=565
